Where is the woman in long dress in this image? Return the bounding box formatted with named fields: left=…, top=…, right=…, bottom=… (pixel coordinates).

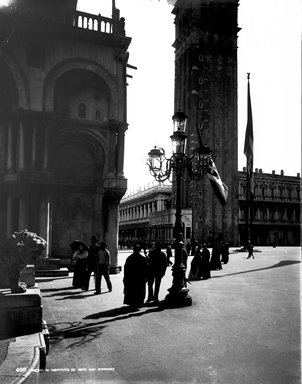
left=188, top=244, right=203, bottom=280
left=123, top=244, right=149, bottom=308
left=72, top=242, right=89, bottom=289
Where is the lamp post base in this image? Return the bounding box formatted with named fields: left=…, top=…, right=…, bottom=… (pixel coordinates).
left=163, top=287, right=192, bottom=308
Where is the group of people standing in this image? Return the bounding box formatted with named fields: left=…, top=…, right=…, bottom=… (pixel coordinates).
left=70, top=237, right=231, bottom=308
left=71, top=236, right=112, bottom=294
left=188, top=242, right=230, bottom=281
left=123, top=241, right=168, bottom=308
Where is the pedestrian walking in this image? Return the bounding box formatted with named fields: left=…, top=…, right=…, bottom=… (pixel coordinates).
left=123, top=244, right=149, bottom=308
left=221, top=242, right=230, bottom=264
left=83, top=235, right=100, bottom=291
left=210, top=242, right=222, bottom=270
left=246, top=241, right=254, bottom=259
left=71, top=241, right=89, bottom=289
left=146, top=241, right=167, bottom=304
left=188, top=244, right=203, bottom=280
left=200, top=243, right=211, bottom=280
left=95, top=241, right=112, bottom=294
left=166, top=241, right=173, bottom=266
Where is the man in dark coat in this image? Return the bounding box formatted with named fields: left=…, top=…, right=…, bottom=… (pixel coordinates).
left=146, top=241, right=167, bottom=304
left=200, top=243, right=211, bottom=280
left=210, top=242, right=222, bottom=270
left=123, top=244, right=149, bottom=308
left=221, top=242, right=230, bottom=264
left=83, top=235, right=99, bottom=291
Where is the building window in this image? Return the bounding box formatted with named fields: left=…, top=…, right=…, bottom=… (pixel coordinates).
left=198, top=191, right=202, bottom=198
left=199, top=54, right=204, bottom=62
left=199, top=101, right=203, bottom=109
left=198, top=214, right=202, bottom=221
left=198, top=77, right=203, bottom=84
left=78, top=103, right=86, bottom=118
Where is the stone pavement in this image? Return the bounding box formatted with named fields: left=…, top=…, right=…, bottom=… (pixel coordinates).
left=1, top=247, right=301, bottom=384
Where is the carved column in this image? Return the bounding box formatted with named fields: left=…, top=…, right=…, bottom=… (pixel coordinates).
left=18, top=120, right=25, bottom=171
left=39, top=198, right=51, bottom=257
left=6, top=194, right=13, bottom=236
left=7, top=122, right=13, bottom=172
left=31, top=121, right=37, bottom=169
left=116, top=124, right=126, bottom=176
left=19, top=197, right=29, bottom=230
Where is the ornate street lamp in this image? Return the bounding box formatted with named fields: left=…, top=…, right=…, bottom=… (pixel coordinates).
left=147, top=109, right=213, bottom=307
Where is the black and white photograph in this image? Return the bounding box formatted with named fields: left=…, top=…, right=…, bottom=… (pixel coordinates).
left=0, top=0, right=300, bottom=383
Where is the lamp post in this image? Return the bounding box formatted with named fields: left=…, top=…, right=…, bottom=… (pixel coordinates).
left=147, top=109, right=213, bottom=307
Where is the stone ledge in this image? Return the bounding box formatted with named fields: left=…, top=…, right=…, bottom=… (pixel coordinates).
left=35, top=268, right=69, bottom=277
left=0, top=332, right=46, bottom=384
left=0, top=285, right=42, bottom=338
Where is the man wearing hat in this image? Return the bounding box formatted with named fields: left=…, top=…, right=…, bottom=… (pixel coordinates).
left=83, top=235, right=100, bottom=292
left=95, top=241, right=112, bottom=294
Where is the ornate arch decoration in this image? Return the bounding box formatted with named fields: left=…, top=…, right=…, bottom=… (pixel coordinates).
left=43, top=58, right=121, bottom=114
left=50, top=128, right=107, bottom=186
left=50, top=127, right=108, bottom=171
left=0, top=53, right=29, bottom=109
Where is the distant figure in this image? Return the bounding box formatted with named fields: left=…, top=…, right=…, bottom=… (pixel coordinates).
left=72, top=242, right=89, bottom=289
left=146, top=241, right=167, bottom=304
left=190, top=237, right=197, bottom=256
left=123, top=244, right=149, bottom=308
left=246, top=241, right=254, bottom=259
left=185, top=241, right=192, bottom=256
left=166, top=242, right=173, bottom=266
left=221, top=242, right=230, bottom=264
left=188, top=244, right=202, bottom=280
left=210, top=243, right=222, bottom=270
left=200, top=243, right=211, bottom=280
left=83, top=235, right=100, bottom=291
left=95, top=241, right=112, bottom=294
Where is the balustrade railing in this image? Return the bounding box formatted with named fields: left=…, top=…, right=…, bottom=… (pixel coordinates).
left=73, top=11, right=113, bottom=34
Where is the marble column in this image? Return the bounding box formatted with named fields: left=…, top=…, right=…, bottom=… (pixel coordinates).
left=39, top=198, right=51, bottom=257
left=6, top=195, right=13, bottom=237
left=18, top=121, right=25, bottom=171
left=19, top=197, right=29, bottom=230
left=116, top=125, right=126, bottom=176
left=6, top=122, right=13, bottom=173
left=31, top=121, right=37, bottom=169
left=106, top=203, right=120, bottom=274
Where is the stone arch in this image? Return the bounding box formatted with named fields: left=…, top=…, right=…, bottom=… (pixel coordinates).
left=43, top=58, right=121, bottom=118
left=50, top=128, right=107, bottom=185
left=0, top=54, right=29, bottom=110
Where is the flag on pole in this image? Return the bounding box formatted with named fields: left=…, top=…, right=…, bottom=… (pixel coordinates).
left=207, top=159, right=228, bottom=206
left=244, top=75, right=254, bottom=177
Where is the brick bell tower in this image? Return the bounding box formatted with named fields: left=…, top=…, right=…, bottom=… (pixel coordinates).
left=172, top=0, right=239, bottom=245
left=0, top=0, right=131, bottom=271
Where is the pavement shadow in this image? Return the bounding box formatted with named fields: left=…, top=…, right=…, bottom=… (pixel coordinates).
left=84, top=305, right=141, bottom=319
left=41, top=287, right=76, bottom=293
left=211, top=259, right=300, bottom=279
left=49, top=321, right=107, bottom=349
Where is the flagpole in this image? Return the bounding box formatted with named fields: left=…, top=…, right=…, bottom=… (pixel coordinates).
left=244, top=72, right=253, bottom=246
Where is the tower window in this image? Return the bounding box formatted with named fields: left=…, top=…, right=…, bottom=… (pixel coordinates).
left=78, top=103, right=86, bottom=118
left=199, top=54, right=204, bottom=62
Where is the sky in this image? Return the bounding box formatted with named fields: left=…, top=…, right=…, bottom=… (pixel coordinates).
left=1, top=0, right=301, bottom=193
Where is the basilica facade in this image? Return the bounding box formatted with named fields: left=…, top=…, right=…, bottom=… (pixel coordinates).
left=0, top=0, right=130, bottom=271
